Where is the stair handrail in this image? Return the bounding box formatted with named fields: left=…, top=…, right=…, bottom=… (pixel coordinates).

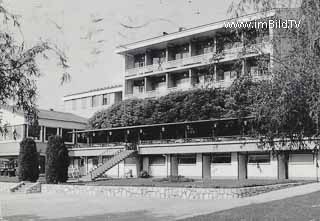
left=88, top=149, right=136, bottom=180
left=88, top=148, right=125, bottom=178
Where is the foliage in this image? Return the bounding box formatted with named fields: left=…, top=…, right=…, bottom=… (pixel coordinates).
left=88, top=88, right=229, bottom=128
left=45, top=135, right=70, bottom=184
left=225, top=75, right=259, bottom=119
left=0, top=3, right=69, bottom=122
left=227, top=0, right=320, bottom=150
left=153, top=176, right=194, bottom=183
left=18, top=138, right=39, bottom=182
left=139, top=170, right=150, bottom=178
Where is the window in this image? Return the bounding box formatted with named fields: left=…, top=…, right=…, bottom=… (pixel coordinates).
left=45, top=127, right=58, bottom=141
left=149, top=155, right=165, bottom=165
left=230, top=71, right=238, bottom=80
left=72, top=99, right=77, bottom=110
left=248, top=153, right=270, bottom=164
left=92, top=95, right=99, bottom=107
left=211, top=153, right=231, bottom=164
left=124, top=157, right=137, bottom=165
left=216, top=70, right=224, bottom=81
left=178, top=154, right=196, bottom=164
left=92, top=157, right=99, bottom=166
left=62, top=128, right=73, bottom=143
left=28, top=125, right=41, bottom=140
left=134, top=54, right=145, bottom=68
left=102, top=94, right=110, bottom=106
left=290, top=154, right=313, bottom=164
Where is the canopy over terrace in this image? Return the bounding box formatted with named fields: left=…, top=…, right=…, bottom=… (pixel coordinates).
left=71, top=117, right=254, bottom=148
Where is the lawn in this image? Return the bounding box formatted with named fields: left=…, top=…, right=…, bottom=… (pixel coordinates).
left=181, top=190, right=320, bottom=221
left=75, top=178, right=310, bottom=188
left=0, top=176, right=18, bottom=183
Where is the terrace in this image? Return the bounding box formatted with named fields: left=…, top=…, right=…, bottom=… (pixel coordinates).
left=71, top=117, right=255, bottom=149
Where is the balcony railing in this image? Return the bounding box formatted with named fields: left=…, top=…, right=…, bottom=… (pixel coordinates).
left=125, top=43, right=271, bottom=78
left=72, top=136, right=256, bottom=149
left=139, top=136, right=255, bottom=145
left=72, top=142, right=126, bottom=149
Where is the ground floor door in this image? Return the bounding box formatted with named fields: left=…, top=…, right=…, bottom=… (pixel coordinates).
left=39, top=156, right=45, bottom=174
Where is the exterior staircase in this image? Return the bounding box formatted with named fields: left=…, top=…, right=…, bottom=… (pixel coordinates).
left=81, top=149, right=136, bottom=181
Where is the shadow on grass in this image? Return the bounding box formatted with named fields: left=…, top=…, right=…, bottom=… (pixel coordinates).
left=179, top=190, right=320, bottom=221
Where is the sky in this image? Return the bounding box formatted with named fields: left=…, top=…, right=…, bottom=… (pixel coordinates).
left=4, top=0, right=236, bottom=111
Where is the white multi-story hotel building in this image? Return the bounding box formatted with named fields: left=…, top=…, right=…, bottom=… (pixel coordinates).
left=116, top=11, right=280, bottom=99
left=66, top=9, right=320, bottom=181
left=63, top=85, right=123, bottom=119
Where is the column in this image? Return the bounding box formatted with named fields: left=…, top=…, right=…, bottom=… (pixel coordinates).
left=242, top=59, right=247, bottom=76
left=170, top=154, right=178, bottom=176
left=213, top=36, right=217, bottom=53
left=165, top=47, right=169, bottom=62
left=196, top=153, right=203, bottom=178
left=278, top=152, right=288, bottom=179
left=238, top=152, right=247, bottom=180
left=142, top=156, right=149, bottom=172
left=188, top=69, right=193, bottom=87
left=202, top=154, right=211, bottom=180
left=135, top=156, right=141, bottom=177
left=144, top=77, right=147, bottom=93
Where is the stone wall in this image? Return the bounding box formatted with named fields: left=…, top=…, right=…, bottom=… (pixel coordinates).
left=0, top=182, right=16, bottom=193
left=41, top=182, right=300, bottom=200
left=0, top=182, right=301, bottom=200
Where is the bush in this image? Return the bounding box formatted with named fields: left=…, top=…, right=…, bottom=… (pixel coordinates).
left=18, top=138, right=39, bottom=182
left=45, top=135, right=70, bottom=184
left=139, top=170, right=149, bottom=178
left=153, top=176, right=194, bottom=183
left=88, top=88, right=228, bottom=129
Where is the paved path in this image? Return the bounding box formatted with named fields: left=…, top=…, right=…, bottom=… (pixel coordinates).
left=1, top=182, right=320, bottom=220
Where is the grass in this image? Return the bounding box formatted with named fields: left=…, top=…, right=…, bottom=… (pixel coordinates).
left=181, top=190, right=320, bottom=221
left=0, top=175, right=19, bottom=183
left=74, top=178, right=310, bottom=188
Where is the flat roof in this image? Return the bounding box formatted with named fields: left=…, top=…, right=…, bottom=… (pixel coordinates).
left=64, top=84, right=123, bottom=98
left=74, top=116, right=254, bottom=133
left=115, top=9, right=280, bottom=54
left=0, top=105, right=87, bottom=124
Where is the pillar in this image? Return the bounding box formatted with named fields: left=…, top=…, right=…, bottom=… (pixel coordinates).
left=242, top=59, right=247, bottom=76
left=278, top=152, right=288, bottom=179
left=165, top=47, right=169, bottom=62
left=142, top=156, right=149, bottom=173
left=188, top=69, right=192, bottom=87
left=170, top=154, right=178, bottom=176
left=135, top=156, right=141, bottom=178
left=202, top=154, right=211, bottom=180
left=238, top=152, right=247, bottom=180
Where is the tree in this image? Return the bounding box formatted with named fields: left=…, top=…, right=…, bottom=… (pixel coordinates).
left=45, top=136, right=70, bottom=184
left=18, top=138, right=39, bottom=182
left=227, top=0, right=320, bottom=150
left=0, top=3, right=69, bottom=123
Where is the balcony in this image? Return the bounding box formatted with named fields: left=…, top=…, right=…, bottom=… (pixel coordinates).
left=125, top=43, right=271, bottom=78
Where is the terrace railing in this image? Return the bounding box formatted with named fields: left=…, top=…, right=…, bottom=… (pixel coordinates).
left=139, top=136, right=254, bottom=145
left=72, top=142, right=126, bottom=149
